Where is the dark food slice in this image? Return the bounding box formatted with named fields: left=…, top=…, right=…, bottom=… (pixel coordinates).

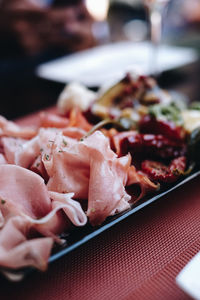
left=120, top=133, right=186, bottom=160
left=139, top=115, right=185, bottom=141
left=141, top=156, right=186, bottom=183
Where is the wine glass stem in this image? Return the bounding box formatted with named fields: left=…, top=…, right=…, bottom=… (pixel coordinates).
left=149, top=8, right=162, bottom=76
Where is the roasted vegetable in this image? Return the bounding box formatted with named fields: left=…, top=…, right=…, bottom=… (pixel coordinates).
left=121, top=133, right=186, bottom=161
left=92, top=79, right=127, bottom=119
left=139, top=115, right=185, bottom=141
left=141, top=156, right=186, bottom=183
left=92, top=73, right=173, bottom=121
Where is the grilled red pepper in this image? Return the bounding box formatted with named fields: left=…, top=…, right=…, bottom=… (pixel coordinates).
left=121, top=133, right=186, bottom=161
left=141, top=156, right=186, bottom=183
left=139, top=115, right=185, bottom=141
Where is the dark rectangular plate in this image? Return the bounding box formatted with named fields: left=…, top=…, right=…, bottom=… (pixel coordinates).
left=2, top=170, right=200, bottom=280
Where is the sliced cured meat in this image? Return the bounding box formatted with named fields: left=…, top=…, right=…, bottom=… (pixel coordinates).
left=46, top=130, right=131, bottom=225
left=1, top=137, right=27, bottom=164
left=127, top=165, right=158, bottom=202
left=0, top=216, right=53, bottom=270
left=0, top=164, right=86, bottom=231
left=30, top=155, right=48, bottom=181
left=15, top=137, right=40, bottom=168
left=0, top=116, right=36, bottom=139
left=0, top=165, right=87, bottom=270
left=49, top=192, right=87, bottom=227
left=2, top=136, right=40, bottom=168
left=0, top=165, right=51, bottom=219
left=68, top=107, right=92, bottom=131
left=2, top=128, right=62, bottom=170
left=47, top=146, right=90, bottom=199
left=62, top=127, right=86, bottom=140
left=28, top=192, right=87, bottom=240
left=0, top=153, right=7, bottom=164
left=84, top=133, right=131, bottom=225
left=47, top=131, right=112, bottom=199
left=39, top=112, right=69, bottom=128
left=87, top=150, right=131, bottom=225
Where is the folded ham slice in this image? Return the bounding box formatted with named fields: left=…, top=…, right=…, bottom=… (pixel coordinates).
left=0, top=216, right=53, bottom=270
left=0, top=165, right=87, bottom=271
left=88, top=150, right=131, bottom=225
left=1, top=137, right=25, bottom=164
left=0, top=153, right=7, bottom=164
left=68, top=107, right=92, bottom=131
left=46, top=131, right=132, bottom=225
left=62, top=127, right=86, bottom=140
left=49, top=192, right=87, bottom=227
left=0, top=164, right=51, bottom=219
left=127, top=165, right=158, bottom=202
left=0, top=116, right=36, bottom=139
left=39, top=112, right=69, bottom=128
left=39, top=109, right=92, bottom=132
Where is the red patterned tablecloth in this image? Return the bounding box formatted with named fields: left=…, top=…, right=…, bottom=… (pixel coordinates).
left=1, top=111, right=199, bottom=300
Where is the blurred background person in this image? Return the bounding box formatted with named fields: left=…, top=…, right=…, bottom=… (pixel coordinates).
left=0, top=0, right=97, bottom=118
left=0, top=0, right=96, bottom=57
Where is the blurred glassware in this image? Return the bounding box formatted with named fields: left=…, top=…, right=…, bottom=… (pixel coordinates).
left=85, top=0, right=110, bottom=43
left=114, top=0, right=171, bottom=74
left=143, top=0, right=171, bottom=75
left=160, top=0, right=200, bottom=54
left=123, top=19, right=148, bottom=42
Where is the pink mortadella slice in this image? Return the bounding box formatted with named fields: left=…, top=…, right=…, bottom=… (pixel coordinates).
left=0, top=165, right=87, bottom=271
left=0, top=216, right=53, bottom=270
left=0, top=116, right=36, bottom=139
left=46, top=131, right=132, bottom=226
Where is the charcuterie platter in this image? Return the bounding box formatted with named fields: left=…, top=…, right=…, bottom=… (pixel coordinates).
left=1, top=73, right=200, bottom=280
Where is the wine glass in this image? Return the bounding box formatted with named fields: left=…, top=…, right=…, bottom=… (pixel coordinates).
left=143, top=0, right=171, bottom=75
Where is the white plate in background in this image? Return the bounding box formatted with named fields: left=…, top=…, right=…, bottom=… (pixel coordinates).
left=176, top=252, right=200, bottom=300
left=36, top=41, right=198, bottom=87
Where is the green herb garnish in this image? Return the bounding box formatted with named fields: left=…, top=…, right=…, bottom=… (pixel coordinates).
left=62, top=139, right=67, bottom=146
left=45, top=154, right=50, bottom=161
left=149, top=102, right=183, bottom=126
